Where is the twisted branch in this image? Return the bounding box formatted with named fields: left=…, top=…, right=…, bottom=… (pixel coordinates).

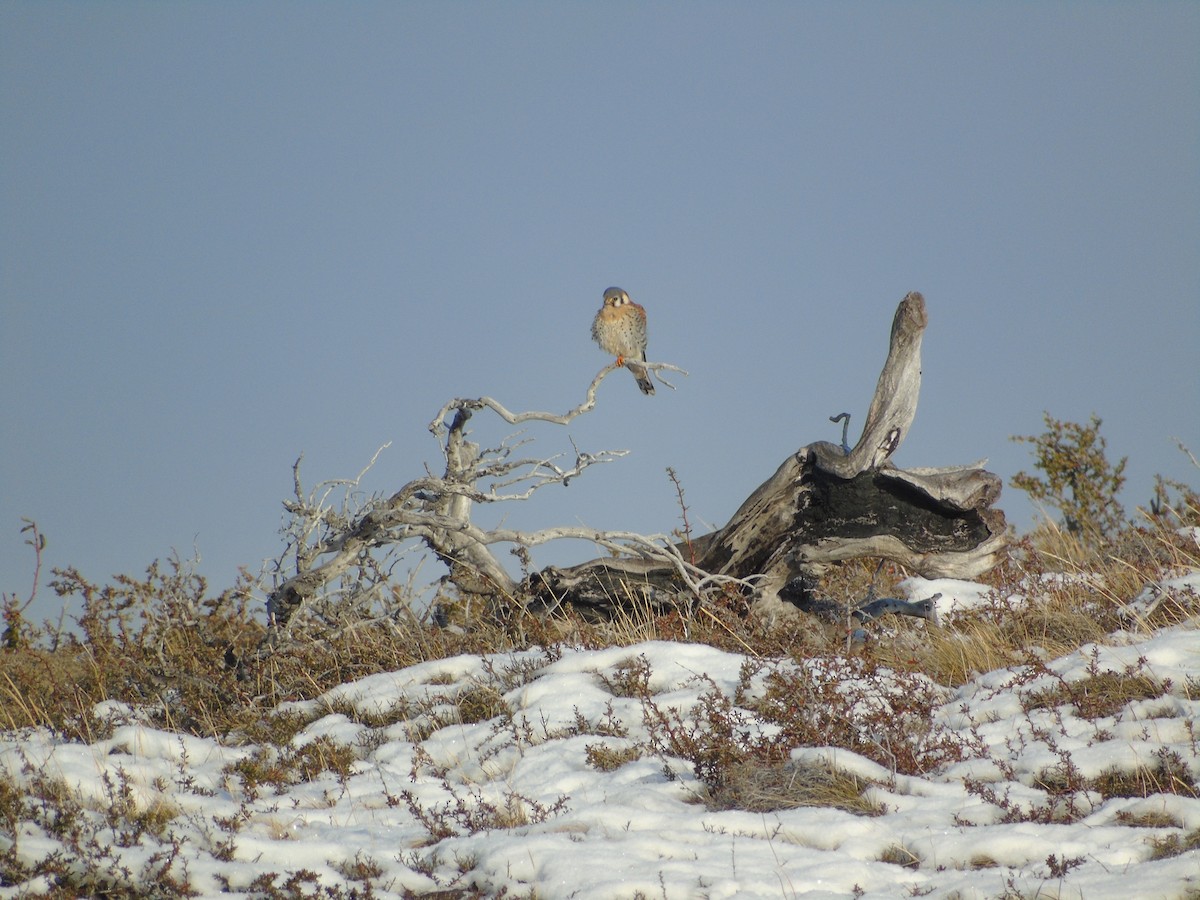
left=261, top=361, right=689, bottom=646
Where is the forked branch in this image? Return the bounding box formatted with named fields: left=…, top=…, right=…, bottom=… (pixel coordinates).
left=262, top=361, right=689, bottom=644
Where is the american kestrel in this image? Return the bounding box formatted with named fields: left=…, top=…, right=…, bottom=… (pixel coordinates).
left=591, top=286, right=654, bottom=395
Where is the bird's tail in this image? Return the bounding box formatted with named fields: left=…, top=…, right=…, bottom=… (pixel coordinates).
left=628, top=363, right=655, bottom=395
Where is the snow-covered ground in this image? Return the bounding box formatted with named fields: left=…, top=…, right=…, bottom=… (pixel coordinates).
left=4, top=573, right=1200, bottom=899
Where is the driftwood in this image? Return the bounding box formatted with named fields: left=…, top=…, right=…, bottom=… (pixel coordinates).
left=523, top=293, right=1008, bottom=617
left=260, top=292, right=1005, bottom=645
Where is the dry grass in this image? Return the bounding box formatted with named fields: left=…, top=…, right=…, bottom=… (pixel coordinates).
left=1023, top=670, right=1166, bottom=719
left=1148, top=827, right=1200, bottom=860
left=2, top=512, right=1196, bottom=745
left=584, top=742, right=642, bottom=771
left=705, top=759, right=883, bottom=816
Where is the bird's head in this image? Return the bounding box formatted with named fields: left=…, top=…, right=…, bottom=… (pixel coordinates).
left=602, top=286, right=631, bottom=308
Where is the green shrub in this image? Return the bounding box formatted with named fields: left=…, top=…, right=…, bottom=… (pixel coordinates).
left=1012, top=413, right=1128, bottom=545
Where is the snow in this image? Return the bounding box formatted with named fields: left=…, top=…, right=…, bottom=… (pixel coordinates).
left=902, top=576, right=996, bottom=619
left=4, top=575, right=1200, bottom=898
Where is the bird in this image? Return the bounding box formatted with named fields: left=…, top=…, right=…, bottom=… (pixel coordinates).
left=591, top=286, right=655, bottom=395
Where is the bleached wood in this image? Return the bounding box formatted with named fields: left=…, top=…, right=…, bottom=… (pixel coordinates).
left=265, top=292, right=1006, bottom=637
left=530, top=292, right=1009, bottom=617
left=264, top=362, right=690, bottom=641
left=804, top=292, right=926, bottom=478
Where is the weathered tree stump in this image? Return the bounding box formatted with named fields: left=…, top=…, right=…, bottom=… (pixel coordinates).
left=523, top=292, right=1007, bottom=617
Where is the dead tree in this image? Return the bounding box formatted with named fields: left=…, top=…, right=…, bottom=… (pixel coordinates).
left=261, top=292, right=1005, bottom=643
left=525, top=293, right=1007, bottom=617
left=260, top=359, right=707, bottom=644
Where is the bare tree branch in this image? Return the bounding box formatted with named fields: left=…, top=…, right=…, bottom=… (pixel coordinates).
left=259, top=360, right=690, bottom=648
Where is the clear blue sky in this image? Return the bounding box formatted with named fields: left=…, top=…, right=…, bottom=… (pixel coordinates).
left=3, top=3, right=1198, bottom=624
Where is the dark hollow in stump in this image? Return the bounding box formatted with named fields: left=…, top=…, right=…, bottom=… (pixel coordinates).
left=522, top=292, right=1008, bottom=618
